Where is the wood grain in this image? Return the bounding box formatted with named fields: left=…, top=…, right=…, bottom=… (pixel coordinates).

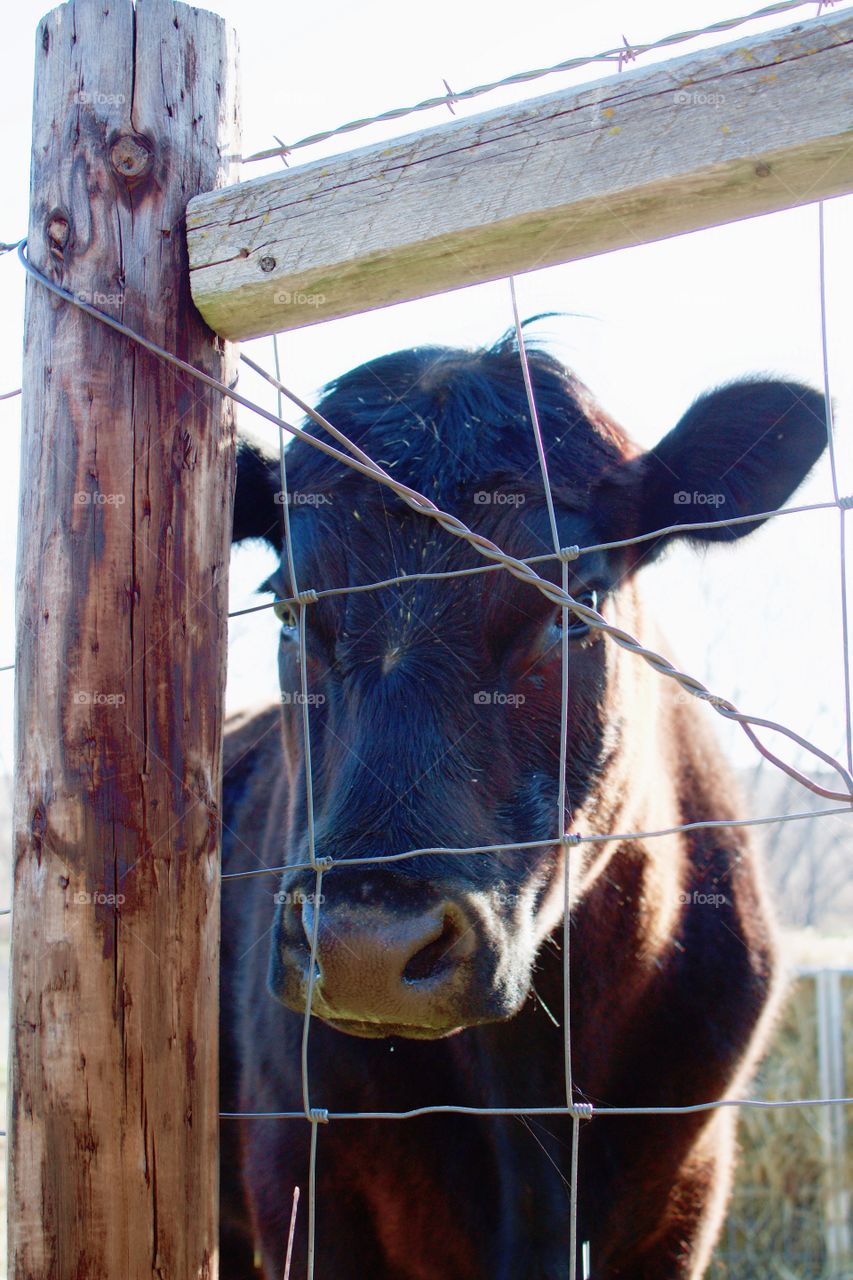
left=10, top=1, right=239, bottom=1274
left=187, top=9, right=853, bottom=340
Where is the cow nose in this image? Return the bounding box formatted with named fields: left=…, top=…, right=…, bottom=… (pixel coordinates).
left=298, top=897, right=475, bottom=1029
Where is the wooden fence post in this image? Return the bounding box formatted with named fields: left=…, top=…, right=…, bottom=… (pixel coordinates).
left=9, top=1, right=239, bottom=1275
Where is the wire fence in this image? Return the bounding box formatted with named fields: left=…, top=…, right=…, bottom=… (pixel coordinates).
left=1, top=5, right=852, bottom=1276
left=241, top=0, right=845, bottom=163
left=4, top=195, right=853, bottom=1273
left=8, top=202, right=852, bottom=1273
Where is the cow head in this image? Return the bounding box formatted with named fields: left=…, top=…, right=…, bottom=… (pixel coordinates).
left=232, top=337, right=826, bottom=1039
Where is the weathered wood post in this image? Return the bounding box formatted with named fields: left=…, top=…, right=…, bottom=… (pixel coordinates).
left=9, top=1, right=239, bottom=1275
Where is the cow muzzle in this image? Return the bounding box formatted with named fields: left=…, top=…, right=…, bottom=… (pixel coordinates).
left=268, top=877, right=497, bottom=1038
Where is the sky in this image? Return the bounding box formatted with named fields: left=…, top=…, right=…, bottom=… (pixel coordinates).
left=0, top=0, right=851, bottom=797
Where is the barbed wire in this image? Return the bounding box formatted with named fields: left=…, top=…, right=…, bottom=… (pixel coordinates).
left=241, top=0, right=843, bottom=163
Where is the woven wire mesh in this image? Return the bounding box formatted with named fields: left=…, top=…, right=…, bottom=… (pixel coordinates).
left=14, top=210, right=853, bottom=1272
left=219, top=246, right=853, bottom=1273
left=11, top=211, right=853, bottom=1275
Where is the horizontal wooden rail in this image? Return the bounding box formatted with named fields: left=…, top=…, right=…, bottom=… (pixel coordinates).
left=187, top=10, right=853, bottom=341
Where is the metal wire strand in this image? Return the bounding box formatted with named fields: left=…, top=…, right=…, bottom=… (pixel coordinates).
left=221, top=1094, right=853, bottom=1121
left=509, top=278, right=582, bottom=1277
left=16, top=234, right=853, bottom=1180
left=241, top=0, right=833, bottom=163
left=276, top=349, right=325, bottom=1275
left=221, top=804, right=852, bottom=881
left=243, top=343, right=853, bottom=803
left=20, top=245, right=841, bottom=805
left=817, top=202, right=853, bottom=775
left=226, top=497, right=850, bottom=620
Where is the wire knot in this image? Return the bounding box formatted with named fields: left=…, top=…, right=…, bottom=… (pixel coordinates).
left=558, top=545, right=580, bottom=562
left=442, top=78, right=459, bottom=115
left=572, top=1102, right=595, bottom=1120
left=295, top=588, right=319, bottom=605
left=310, top=855, right=334, bottom=872
left=309, top=1108, right=330, bottom=1124
left=837, top=495, right=853, bottom=510
left=617, top=35, right=636, bottom=72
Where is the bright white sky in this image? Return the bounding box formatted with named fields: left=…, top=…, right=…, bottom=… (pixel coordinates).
left=0, top=0, right=851, bottom=790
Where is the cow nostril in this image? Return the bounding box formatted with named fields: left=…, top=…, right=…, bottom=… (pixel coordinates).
left=403, top=915, right=462, bottom=984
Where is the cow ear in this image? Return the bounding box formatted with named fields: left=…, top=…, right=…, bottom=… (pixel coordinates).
left=233, top=442, right=282, bottom=552
left=597, top=380, right=827, bottom=558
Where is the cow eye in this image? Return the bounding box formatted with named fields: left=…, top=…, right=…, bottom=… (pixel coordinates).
left=555, top=588, right=599, bottom=639
left=273, top=599, right=298, bottom=630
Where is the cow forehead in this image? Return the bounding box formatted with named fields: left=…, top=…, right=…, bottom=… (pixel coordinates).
left=270, top=499, right=614, bottom=654
left=282, top=344, right=633, bottom=515
left=285, top=491, right=600, bottom=584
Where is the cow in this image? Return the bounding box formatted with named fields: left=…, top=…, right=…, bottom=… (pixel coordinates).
left=220, top=331, right=826, bottom=1279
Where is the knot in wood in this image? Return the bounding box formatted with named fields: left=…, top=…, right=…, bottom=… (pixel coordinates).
left=46, top=210, right=70, bottom=259
left=110, top=133, right=154, bottom=182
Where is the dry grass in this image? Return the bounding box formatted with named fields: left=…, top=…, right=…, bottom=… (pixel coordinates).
left=709, top=935, right=853, bottom=1278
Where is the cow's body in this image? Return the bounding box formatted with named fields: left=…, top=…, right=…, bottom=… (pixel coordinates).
left=220, top=337, right=826, bottom=1278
